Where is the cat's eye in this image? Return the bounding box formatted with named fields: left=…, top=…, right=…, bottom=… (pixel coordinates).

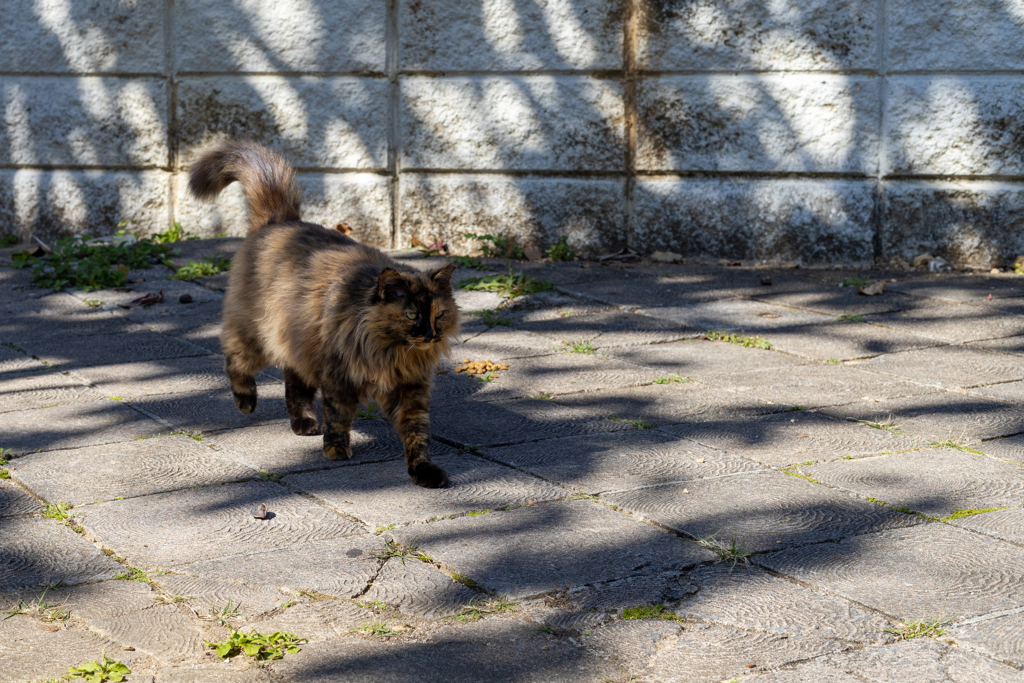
left=435, top=310, right=445, bottom=319
left=405, top=311, right=417, bottom=321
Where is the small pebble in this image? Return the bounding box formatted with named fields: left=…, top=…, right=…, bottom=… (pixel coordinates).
left=695, top=458, right=705, bottom=463
left=122, top=646, right=135, bottom=651
left=760, top=276, right=772, bottom=286
left=179, top=293, right=193, bottom=304
left=251, top=502, right=268, bottom=519
left=682, top=488, right=689, bottom=494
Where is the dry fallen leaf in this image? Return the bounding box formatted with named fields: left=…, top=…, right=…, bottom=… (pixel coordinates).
left=523, top=243, right=543, bottom=262
left=127, top=290, right=164, bottom=308
left=333, top=222, right=352, bottom=235
left=858, top=281, right=885, bottom=296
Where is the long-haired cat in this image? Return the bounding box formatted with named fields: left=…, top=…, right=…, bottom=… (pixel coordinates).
left=189, top=140, right=459, bottom=488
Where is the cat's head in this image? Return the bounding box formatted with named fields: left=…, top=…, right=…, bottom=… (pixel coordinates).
left=372, top=263, right=460, bottom=350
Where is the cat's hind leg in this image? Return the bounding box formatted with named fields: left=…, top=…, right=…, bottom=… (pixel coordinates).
left=321, top=379, right=359, bottom=460
left=285, top=369, right=320, bottom=436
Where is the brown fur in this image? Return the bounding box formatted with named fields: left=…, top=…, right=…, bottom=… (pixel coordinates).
left=190, top=140, right=460, bottom=488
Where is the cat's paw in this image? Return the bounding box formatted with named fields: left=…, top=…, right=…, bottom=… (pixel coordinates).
left=291, top=416, right=321, bottom=436
left=323, top=439, right=352, bottom=461
left=410, top=461, right=449, bottom=489
left=232, top=391, right=257, bottom=414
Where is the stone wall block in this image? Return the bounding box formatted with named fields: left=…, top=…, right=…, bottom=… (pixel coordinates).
left=634, top=178, right=876, bottom=262
left=400, top=175, right=626, bottom=257
left=637, top=75, right=879, bottom=173
left=638, top=0, right=877, bottom=71
left=176, top=77, right=390, bottom=170
left=0, top=77, right=168, bottom=167
left=0, top=170, right=170, bottom=242
left=400, top=0, right=624, bottom=71
left=886, top=77, right=1024, bottom=177
left=1, top=0, right=165, bottom=74
left=401, top=76, right=626, bottom=171
left=887, top=0, right=1024, bottom=71
left=175, top=0, right=386, bottom=73
left=176, top=172, right=391, bottom=246
left=880, top=181, right=1024, bottom=269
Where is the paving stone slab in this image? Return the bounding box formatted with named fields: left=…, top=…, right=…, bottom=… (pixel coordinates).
left=969, top=379, right=1024, bottom=404
left=449, top=327, right=560, bottom=361
left=156, top=665, right=275, bottom=683
left=516, top=309, right=692, bottom=349
left=978, top=434, right=1024, bottom=462
left=269, top=616, right=623, bottom=682
left=152, top=574, right=288, bottom=617
left=805, top=448, right=1024, bottom=518
left=580, top=619, right=682, bottom=674
left=821, top=393, right=1024, bottom=442
left=586, top=621, right=845, bottom=683
left=888, top=275, right=1024, bottom=304
left=559, top=273, right=748, bottom=309
left=90, top=602, right=207, bottom=664
left=605, top=471, right=918, bottom=553
left=429, top=395, right=630, bottom=447
left=130, top=385, right=290, bottom=434
left=0, top=368, right=103, bottom=414
left=0, top=480, right=39, bottom=517
left=0, top=401, right=163, bottom=455
left=74, top=355, right=284, bottom=400
left=288, top=453, right=567, bottom=528
left=756, top=524, right=1024, bottom=621
left=172, top=321, right=223, bottom=355
left=76, top=480, right=366, bottom=570
left=855, top=345, right=1024, bottom=389
left=700, top=363, right=938, bottom=410
left=0, top=343, right=44, bottom=374
left=675, top=564, right=890, bottom=645
left=755, top=319, right=945, bottom=362
left=24, top=331, right=211, bottom=368
left=636, top=300, right=835, bottom=338
left=822, top=637, right=1024, bottom=683
left=866, top=301, right=1024, bottom=343
left=0, top=614, right=148, bottom=683
left=208, top=418, right=442, bottom=474
left=44, top=580, right=157, bottom=621
left=1, top=308, right=138, bottom=345
left=360, top=556, right=480, bottom=619
left=665, top=411, right=926, bottom=467
left=744, top=281, right=920, bottom=317
left=947, top=506, right=1024, bottom=546
left=0, top=515, right=124, bottom=590
left=969, top=334, right=1024, bottom=355
left=390, top=500, right=714, bottom=599
left=483, top=430, right=762, bottom=495
left=245, top=600, right=340, bottom=644
left=553, top=381, right=783, bottom=427
left=11, top=435, right=256, bottom=505
left=739, top=661, right=863, bottom=683
left=953, top=610, right=1024, bottom=668
left=569, top=571, right=693, bottom=614
left=604, top=339, right=808, bottom=380
left=176, top=537, right=385, bottom=598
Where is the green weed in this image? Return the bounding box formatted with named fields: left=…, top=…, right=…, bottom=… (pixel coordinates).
left=940, top=507, right=1008, bottom=522
left=0, top=234, right=18, bottom=248
left=297, top=590, right=336, bottom=601
left=3, top=584, right=71, bottom=622
left=859, top=416, right=904, bottom=434
left=113, top=566, right=149, bottom=583
left=257, top=470, right=284, bottom=481
left=374, top=524, right=396, bottom=534
left=151, top=591, right=190, bottom=604
left=458, top=265, right=553, bottom=299
left=653, top=374, right=689, bottom=384
left=204, top=598, right=243, bottom=627
left=354, top=620, right=396, bottom=636
left=11, top=234, right=173, bottom=292
left=455, top=597, right=518, bottom=622
left=840, top=276, right=868, bottom=287
left=466, top=509, right=490, bottom=517
left=374, top=541, right=431, bottom=565
left=171, top=255, right=231, bottom=281
left=697, top=534, right=752, bottom=566
left=151, top=221, right=196, bottom=244
left=463, top=232, right=524, bottom=259
left=451, top=573, right=480, bottom=589
left=704, top=330, right=771, bottom=350
left=356, top=402, right=382, bottom=420
left=561, top=339, right=596, bottom=354
left=62, top=651, right=131, bottom=681
left=537, top=623, right=558, bottom=634
left=477, top=309, right=511, bottom=328
left=884, top=617, right=953, bottom=641
left=205, top=629, right=306, bottom=660
left=82, top=299, right=101, bottom=309
left=609, top=417, right=656, bottom=430
left=449, top=255, right=490, bottom=271
left=931, top=437, right=982, bottom=454
left=621, top=604, right=681, bottom=621
left=42, top=502, right=75, bottom=524
left=838, top=314, right=865, bottom=322
left=546, top=236, right=575, bottom=261
left=827, top=358, right=840, bottom=364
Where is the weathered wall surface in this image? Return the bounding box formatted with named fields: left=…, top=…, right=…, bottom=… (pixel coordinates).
left=3, top=0, right=1024, bottom=266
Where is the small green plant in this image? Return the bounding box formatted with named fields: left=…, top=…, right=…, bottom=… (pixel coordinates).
left=171, top=255, right=231, bottom=281
left=3, top=585, right=71, bottom=622
left=621, top=604, right=681, bottom=621
left=297, top=590, right=336, bottom=601
left=458, top=264, right=553, bottom=299
left=609, top=417, right=656, bottom=430
left=375, top=524, right=396, bottom=534
left=697, top=534, right=751, bottom=565
left=451, top=573, right=480, bottom=589
left=840, top=276, right=868, bottom=287
left=449, top=255, right=490, bottom=271
left=477, top=309, right=511, bottom=328
left=561, top=339, right=596, bottom=354
left=546, top=236, right=575, bottom=261
left=374, top=541, right=430, bottom=565
left=355, top=620, right=395, bottom=636
left=476, top=373, right=497, bottom=383
left=356, top=402, right=382, bottom=420
left=359, top=600, right=389, bottom=611
left=826, top=358, right=840, bottom=364
left=151, top=221, right=195, bottom=244
left=205, top=629, right=307, bottom=660
left=0, top=469, right=9, bottom=480
left=782, top=469, right=818, bottom=483
left=653, top=374, right=689, bottom=384
left=205, top=598, right=243, bottom=627
left=42, top=502, right=75, bottom=524
left=62, top=651, right=131, bottom=682
left=532, top=393, right=553, bottom=401
left=537, top=622, right=558, bottom=634
left=466, top=509, right=490, bottom=517
left=463, top=232, right=524, bottom=259
left=113, top=566, right=149, bottom=583
left=931, top=437, right=982, bottom=454
left=257, top=470, right=284, bottom=481
left=940, top=507, right=1008, bottom=522
left=109, top=396, right=123, bottom=402
left=11, top=234, right=173, bottom=292
left=705, top=330, right=771, bottom=349
left=859, top=416, right=904, bottom=434
left=151, top=591, right=189, bottom=604
left=82, top=298, right=102, bottom=309
left=462, top=444, right=483, bottom=453
left=455, top=597, right=518, bottom=622
left=838, top=314, right=865, bottom=322
left=884, top=617, right=953, bottom=641
left=0, top=234, right=19, bottom=248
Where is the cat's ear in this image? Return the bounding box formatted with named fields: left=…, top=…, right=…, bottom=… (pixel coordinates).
left=377, top=268, right=407, bottom=300
left=429, top=263, right=455, bottom=288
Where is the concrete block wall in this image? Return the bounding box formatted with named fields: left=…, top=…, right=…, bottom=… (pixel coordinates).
left=3, top=0, right=1024, bottom=266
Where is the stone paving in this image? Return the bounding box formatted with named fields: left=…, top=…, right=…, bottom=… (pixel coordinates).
left=1, top=238, right=1023, bottom=682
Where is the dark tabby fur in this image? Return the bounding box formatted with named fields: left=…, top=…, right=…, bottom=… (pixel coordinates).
left=189, top=140, right=459, bottom=488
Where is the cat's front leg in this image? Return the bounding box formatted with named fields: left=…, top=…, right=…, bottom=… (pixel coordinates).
left=321, top=379, right=359, bottom=460
left=378, top=383, right=448, bottom=489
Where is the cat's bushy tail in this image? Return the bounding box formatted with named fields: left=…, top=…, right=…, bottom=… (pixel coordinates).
left=188, top=140, right=301, bottom=232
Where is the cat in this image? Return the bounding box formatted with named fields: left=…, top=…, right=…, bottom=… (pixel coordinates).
left=188, top=140, right=459, bottom=488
